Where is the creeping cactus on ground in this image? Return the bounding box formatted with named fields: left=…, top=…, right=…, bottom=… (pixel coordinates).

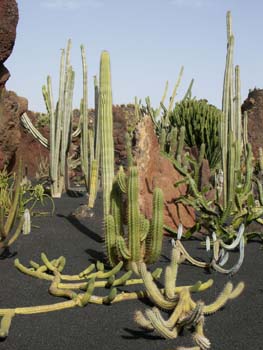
left=0, top=252, right=164, bottom=339
left=173, top=224, right=245, bottom=275
left=134, top=240, right=244, bottom=349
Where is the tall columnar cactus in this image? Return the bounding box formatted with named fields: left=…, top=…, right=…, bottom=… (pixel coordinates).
left=80, top=44, right=89, bottom=189
left=21, top=41, right=101, bottom=205
left=220, top=11, right=246, bottom=209
left=105, top=166, right=164, bottom=269
left=42, top=39, right=75, bottom=198
left=99, top=51, right=115, bottom=216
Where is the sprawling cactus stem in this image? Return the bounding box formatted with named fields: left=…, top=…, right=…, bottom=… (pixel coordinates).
left=134, top=244, right=244, bottom=349
left=20, top=113, right=49, bottom=148
left=0, top=310, right=15, bottom=338
left=175, top=223, right=245, bottom=275
left=100, top=51, right=114, bottom=217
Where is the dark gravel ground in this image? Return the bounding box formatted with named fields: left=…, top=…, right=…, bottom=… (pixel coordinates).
left=0, top=191, right=262, bottom=350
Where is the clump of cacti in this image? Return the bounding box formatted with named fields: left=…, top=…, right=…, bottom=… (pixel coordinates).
left=21, top=40, right=101, bottom=207
left=173, top=224, right=245, bottom=275
left=0, top=252, right=163, bottom=339
left=134, top=241, right=244, bottom=349
left=0, top=161, right=27, bottom=250
left=105, top=166, right=164, bottom=270
left=169, top=99, right=222, bottom=170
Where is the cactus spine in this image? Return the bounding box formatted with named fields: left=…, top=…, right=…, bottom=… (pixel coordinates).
left=99, top=51, right=115, bottom=217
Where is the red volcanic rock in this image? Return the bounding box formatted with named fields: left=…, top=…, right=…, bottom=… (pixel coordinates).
left=134, top=116, right=195, bottom=232
left=242, top=88, right=263, bottom=158
left=0, top=0, right=19, bottom=88
left=14, top=111, right=50, bottom=177
left=0, top=89, right=27, bottom=170
left=0, top=0, right=18, bottom=63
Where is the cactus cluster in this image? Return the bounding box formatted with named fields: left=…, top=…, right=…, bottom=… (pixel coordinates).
left=134, top=242, right=244, bottom=348
left=0, top=160, right=26, bottom=250
left=20, top=40, right=101, bottom=206
left=169, top=99, right=222, bottom=170
left=105, top=166, right=164, bottom=269
left=0, top=252, right=163, bottom=338
left=220, top=11, right=244, bottom=209
left=173, top=224, right=245, bottom=275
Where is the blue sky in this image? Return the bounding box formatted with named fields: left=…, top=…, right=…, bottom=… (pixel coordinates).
left=6, top=0, right=263, bottom=112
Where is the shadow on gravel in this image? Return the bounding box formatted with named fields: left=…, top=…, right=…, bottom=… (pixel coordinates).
left=85, top=248, right=107, bottom=263
left=122, top=328, right=163, bottom=340
left=57, top=214, right=103, bottom=243
left=0, top=247, right=17, bottom=260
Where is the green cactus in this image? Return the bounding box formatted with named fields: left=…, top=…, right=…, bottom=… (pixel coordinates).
left=105, top=166, right=164, bottom=270
left=134, top=243, right=244, bottom=348
left=99, top=51, right=115, bottom=217
left=169, top=98, right=222, bottom=170
left=80, top=44, right=89, bottom=189
left=125, top=132, right=134, bottom=167
left=0, top=160, right=25, bottom=250
left=46, top=39, right=75, bottom=197
left=21, top=41, right=101, bottom=206
left=0, top=253, right=163, bottom=338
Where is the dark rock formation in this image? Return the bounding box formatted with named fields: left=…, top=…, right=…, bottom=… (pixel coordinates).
left=0, top=0, right=19, bottom=89
left=242, top=88, right=263, bottom=158
left=113, top=104, right=135, bottom=168
left=0, top=89, right=27, bottom=170
left=15, top=111, right=49, bottom=177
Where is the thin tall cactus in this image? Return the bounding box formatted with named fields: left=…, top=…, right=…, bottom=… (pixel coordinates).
left=99, top=51, right=115, bottom=217
left=42, top=39, right=75, bottom=197
left=220, top=11, right=245, bottom=209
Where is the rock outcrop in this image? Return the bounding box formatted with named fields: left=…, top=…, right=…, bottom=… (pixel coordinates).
left=0, top=0, right=18, bottom=89
left=0, top=89, right=27, bottom=170
left=134, top=116, right=195, bottom=232
left=242, top=88, right=263, bottom=158
left=0, top=0, right=30, bottom=172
